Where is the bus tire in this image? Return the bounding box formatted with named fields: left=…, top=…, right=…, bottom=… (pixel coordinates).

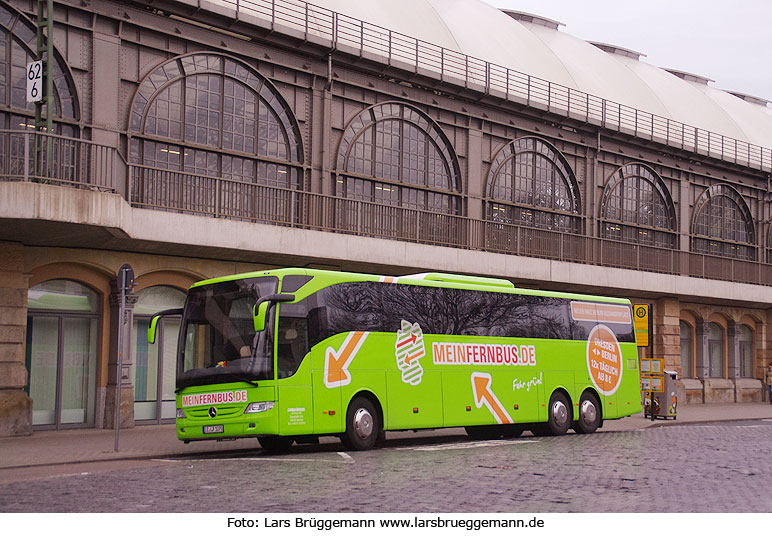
left=545, top=391, right=571, bottom=436
left=465, top=425, right=500, bottom=440
left=342, top=396, right=380, bottom=451
left=501, top=425, right=523, bottom=438
left=258, top=436, right=294, bottom=453
left=574, top=392, right=601, bottom=434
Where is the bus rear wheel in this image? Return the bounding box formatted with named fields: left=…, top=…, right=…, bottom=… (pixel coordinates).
left=342, top=396, right=380, bottom=451
left=574, top=392, right=601, bottom=434
left=545, top=392, right=571, bottom=436
left=258, top=436, right=294, bottom=453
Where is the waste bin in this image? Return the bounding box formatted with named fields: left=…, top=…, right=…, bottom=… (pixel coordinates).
left=644, top=370, right=678, bottom=420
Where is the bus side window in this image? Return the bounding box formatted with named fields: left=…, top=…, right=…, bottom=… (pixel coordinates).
left=277, top=316, right=309, bottom=379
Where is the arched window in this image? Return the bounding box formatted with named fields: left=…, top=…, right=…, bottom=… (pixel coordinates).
left=486, top=137, right=581, bottom=233
left=766, top=225, right=772, bottom=264
left=132, top=286, right=185, bottom=423
left=336, top=102, right=460, bottom=211
left=691, top=185, right=755, bottom=261
left=707, top=322, right=725, bottom=378
left=0, top=3, right=79, bottom=131
left=680, top=320, right=693, bottom=379
left=128, top=53, right=304, bottom=222
left=336, top=102, right=461, bottom=240
left=0, top=4, right=80, bottom=184
left=26, top=280, right=99, bottom=428
left=738, top=324, right=754, bottom=378
left=600, top=164, right=676, bottom=248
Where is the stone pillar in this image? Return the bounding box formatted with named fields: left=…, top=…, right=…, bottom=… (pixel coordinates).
left=0, top=242, right=32, bottom=436
left=652, top=298, right=680, bottom=374
left=103, top=283, right=137, bottom=429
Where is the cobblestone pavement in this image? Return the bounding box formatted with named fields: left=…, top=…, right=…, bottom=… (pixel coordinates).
left=1, top=420, right=771, bottom=513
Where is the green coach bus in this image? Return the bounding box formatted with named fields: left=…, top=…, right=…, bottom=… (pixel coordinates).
left=148, top=268, right=642, bottom=451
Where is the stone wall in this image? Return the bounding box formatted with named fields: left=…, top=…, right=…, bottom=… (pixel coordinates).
left=0, top=242, right=31, bottom=436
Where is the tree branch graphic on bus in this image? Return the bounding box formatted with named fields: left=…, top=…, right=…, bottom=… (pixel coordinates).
left=395, top=320, right=425, bottom=385
left=324, top=331, right=368, bottom=388
left=471, top=372, right=513, bottom=424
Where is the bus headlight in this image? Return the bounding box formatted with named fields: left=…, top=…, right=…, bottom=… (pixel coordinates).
left=244, top=401, right=275, bottom=414
left=176, top=408, right=186, bottom=419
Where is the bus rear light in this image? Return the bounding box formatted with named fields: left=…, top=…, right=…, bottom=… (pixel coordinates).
left=244, top=401, right=275, bottom=414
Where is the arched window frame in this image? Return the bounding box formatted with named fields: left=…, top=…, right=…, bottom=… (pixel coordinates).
left=335, top=101, right=462, bottom=215
left=766, top=223, right=772, bottom=264
left=691, top=184, right=756, bottom=261
left=0, top=3, right=80, bottom=131
left=128, top=52, right=304, bottom=189
left=485, top=136, right=581, bottom=233
left=600, top=163, right=677, bottom=248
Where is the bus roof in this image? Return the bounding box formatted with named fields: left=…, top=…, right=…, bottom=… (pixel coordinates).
left=190, top=268, right=630, bottom=305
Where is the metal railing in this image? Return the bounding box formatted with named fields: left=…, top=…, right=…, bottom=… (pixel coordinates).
left=3, top=129, right=771, bottom=286
left=207, top=0, right=772, bottom=172
left=125, top=162, right=772, bottom=287
left=0, top=129, right=119, bottom=191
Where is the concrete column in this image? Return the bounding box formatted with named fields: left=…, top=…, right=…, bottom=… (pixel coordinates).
left=0, top=242, right=32, bottom=436
left=103, top=284, right=138, bottom=429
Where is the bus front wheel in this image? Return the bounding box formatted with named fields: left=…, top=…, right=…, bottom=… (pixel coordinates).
left=545, top=392, right=571, bottom=436
left=342, top=396, right=381, bottom=451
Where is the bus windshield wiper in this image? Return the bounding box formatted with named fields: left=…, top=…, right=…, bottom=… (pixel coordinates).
left=220, top=373, right=259, bottom=387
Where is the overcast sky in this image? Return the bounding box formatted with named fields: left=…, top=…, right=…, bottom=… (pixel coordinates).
left=483, top=0, right=772, bottom=101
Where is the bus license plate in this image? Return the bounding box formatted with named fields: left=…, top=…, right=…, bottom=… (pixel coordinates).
left=203, top=425, right=224, bottom=434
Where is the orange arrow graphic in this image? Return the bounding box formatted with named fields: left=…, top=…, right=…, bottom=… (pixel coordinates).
left=324, top=331, right=367, bottom=388
left=471, top=372, right=513, bottom=425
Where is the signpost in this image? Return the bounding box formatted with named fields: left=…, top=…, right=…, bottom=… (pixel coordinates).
left=633, top=304, right=649, bottom=347
left=114, top=264, right=135, bottom=452
left=26, top=60, right=43, bottom=104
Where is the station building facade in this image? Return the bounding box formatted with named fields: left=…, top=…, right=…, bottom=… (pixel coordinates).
left=1, top=0, right=771, bottom=435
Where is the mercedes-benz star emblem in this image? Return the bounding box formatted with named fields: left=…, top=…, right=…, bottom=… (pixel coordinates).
left=208, top=407, right=217, bottom=418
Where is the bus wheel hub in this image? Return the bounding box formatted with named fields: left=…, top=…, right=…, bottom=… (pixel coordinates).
left=552, top=400, right=568, bottom=427
left=353, top=408, right=373, bottom=439
left=580, top=400, right=597, bottom=424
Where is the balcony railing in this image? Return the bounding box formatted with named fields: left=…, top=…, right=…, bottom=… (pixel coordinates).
left=0, top=130, right=119, bottom=191
left=3, top=129, right=771, bottom=288
left=173, top=0, right=772, bottom=172
left=125, top=161, right=772, bottom=287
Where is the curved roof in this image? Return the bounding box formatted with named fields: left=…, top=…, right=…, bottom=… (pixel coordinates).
left=220, top=0, right=772, bottom=151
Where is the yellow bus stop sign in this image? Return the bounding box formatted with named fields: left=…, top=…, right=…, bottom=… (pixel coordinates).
left=633, top=304, right=649, bottom=347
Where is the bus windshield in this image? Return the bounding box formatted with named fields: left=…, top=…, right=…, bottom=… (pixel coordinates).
left=177, top=276, right=278, bottom=390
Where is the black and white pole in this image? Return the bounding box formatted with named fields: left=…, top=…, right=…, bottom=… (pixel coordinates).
left=114, top=264, right=134, bottom=452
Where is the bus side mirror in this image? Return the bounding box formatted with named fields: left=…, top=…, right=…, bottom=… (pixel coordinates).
left=252, top=294, right=295, bottom=333
left=253, top=301, right=270, bottom=332
left=147, top=308, right=184, bottom=344
left=148, top=315, right=161, bottom=345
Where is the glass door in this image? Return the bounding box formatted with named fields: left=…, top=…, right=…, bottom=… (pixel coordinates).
left=132, top=286, right=184, bottom=423
left=26, top=280, right=99, bottom=429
